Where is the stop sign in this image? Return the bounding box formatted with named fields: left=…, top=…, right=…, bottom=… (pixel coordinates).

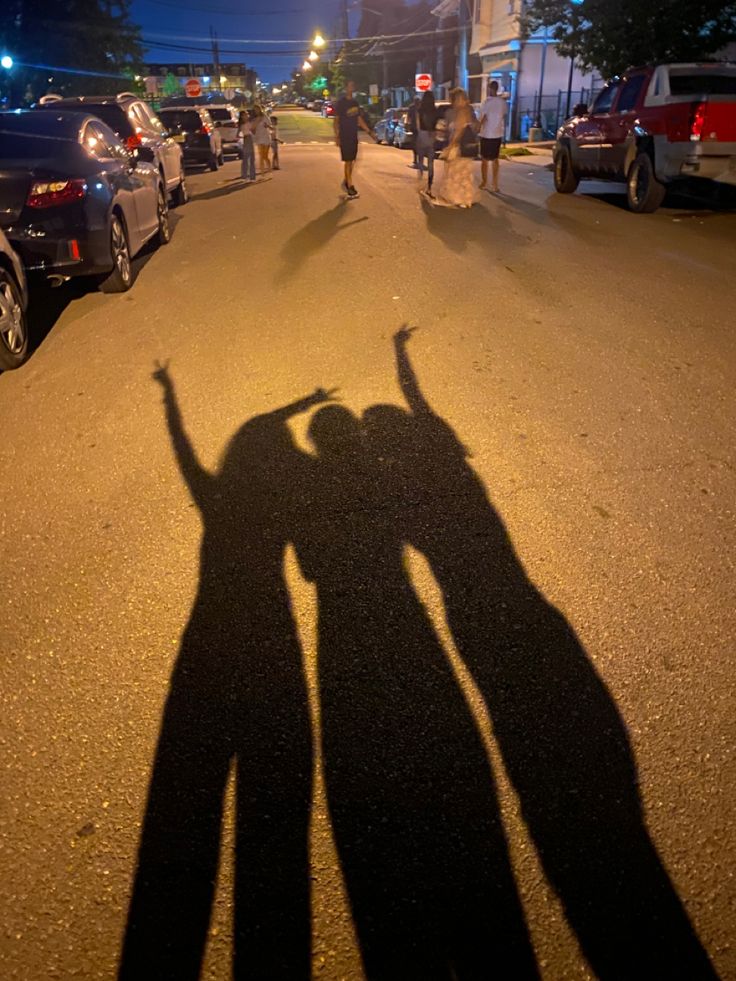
left=415, top=73, right=433, bottom=93
left=185, top=78, right=202, bottom=98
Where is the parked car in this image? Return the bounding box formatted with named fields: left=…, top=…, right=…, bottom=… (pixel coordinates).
left=554, top=62, right=736, bottom=212
left=374, top=108, right=401, bottom=145
left=158, top=107, right=223, bottom=170
left=203, top=104, right=240, bottom=156
left=0, top=229, right=29, bottom=371
left=37, top=93, right=188, bottom=206
left=322, top=101, right=335, bottom=118
left=312, top=100, right=324, bottom=113
left=392, top=110, right=415, bottom=149
left=0, top=110, right=170, bottom=294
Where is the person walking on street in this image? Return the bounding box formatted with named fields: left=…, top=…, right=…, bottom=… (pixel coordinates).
left=432, top=88, right=479, bottom=209
left=270, top=115, right=284, bottom=171
left=238, top=110, right=256, bottom=182
left=416, top=91, right=438, bottom=198
left=478, top=80, right=507, bottom=192
left=252, top=105, right=272, bottom=175
left=334, top=81, right=376, bottom=199
left=407, top=97, right=421, bottom=168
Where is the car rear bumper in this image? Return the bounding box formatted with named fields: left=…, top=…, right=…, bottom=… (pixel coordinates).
left=7, top=222, right=111, bottom=279
left=663, top=141, right=736, bottom=186
left=181, top=145, right=215, bottom=164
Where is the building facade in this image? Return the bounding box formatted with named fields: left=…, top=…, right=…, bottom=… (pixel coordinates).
left=470, top=0, right=599, bottom=138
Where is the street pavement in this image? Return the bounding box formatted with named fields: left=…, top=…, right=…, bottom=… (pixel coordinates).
left=1, top=110, right=734, bottom=980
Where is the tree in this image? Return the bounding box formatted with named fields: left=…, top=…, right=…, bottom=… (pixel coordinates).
left=521, top=0, right=736, bottom=79
left=0, top=0, right=143, bottom=105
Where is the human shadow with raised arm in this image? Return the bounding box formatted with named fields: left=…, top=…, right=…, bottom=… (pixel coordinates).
left=298, top=404, right=539, bottom=980
left=359, top=328, right=717, bottom=980
left=119, top=365, right=333, bottom=981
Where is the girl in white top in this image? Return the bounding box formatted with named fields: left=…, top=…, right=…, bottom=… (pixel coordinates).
left=251, top=106, right=273, bottom=174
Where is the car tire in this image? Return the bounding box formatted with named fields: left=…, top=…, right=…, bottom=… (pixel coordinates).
left=627, top=152, right=666, bottom=213
left=0, top=268, right=29, bottom=371
left=554, top=147, right=579, bottom=193
left=99, top=214, right=133, bottom=294
left=155, top=185, right=171, bottom=247
left=172, top=168, right=188, bottom=207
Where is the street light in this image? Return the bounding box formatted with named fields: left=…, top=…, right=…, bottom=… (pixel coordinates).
left=313, top=33, right=326, bottom=48
left=302, top=61, right=312, bottom=71
left=308, top=50, right=319, bottom=61
left=1, top=55, right=13, bottom=70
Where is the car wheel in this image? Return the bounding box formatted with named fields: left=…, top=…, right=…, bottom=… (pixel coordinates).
left=100, top=214, right=133, bottom=293
left=156, top=185, right=171, bottom=246
left=554, top=147, right=579, bottom=193
left=0, top=268, right=29, bottom=371
left=627, top=152, right=665, bottom=213
left=172, top=168, right=188, bottom=206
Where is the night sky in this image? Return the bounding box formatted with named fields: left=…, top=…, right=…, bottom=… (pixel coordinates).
left=130, top=0, right=347, bottom=85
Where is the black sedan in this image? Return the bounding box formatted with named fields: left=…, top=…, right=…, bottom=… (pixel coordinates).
left=0, top=110, right=170, bottom=293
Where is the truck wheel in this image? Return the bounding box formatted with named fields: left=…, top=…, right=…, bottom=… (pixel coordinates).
left=627, top=153, right=665, bottom=213
left=554, top=147, right=579, bottom=193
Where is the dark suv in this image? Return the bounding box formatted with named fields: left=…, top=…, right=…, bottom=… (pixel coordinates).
left=158, top=107, right=223, bottom=170
left=37, top=93, right=188, bottom=206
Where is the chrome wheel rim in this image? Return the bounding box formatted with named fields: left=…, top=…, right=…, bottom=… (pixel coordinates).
left=112, top=219, right=131, bottom=283
left=0, top=279, right=25, bottom=355
left=158, top=189, right=170, bottom=241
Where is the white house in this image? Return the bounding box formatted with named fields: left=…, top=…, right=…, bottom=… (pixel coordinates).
left=469, top=0, right=598, bottom=138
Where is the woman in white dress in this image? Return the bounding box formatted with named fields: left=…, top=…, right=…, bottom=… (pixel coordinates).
left=433, top=87, right=479, bottom=209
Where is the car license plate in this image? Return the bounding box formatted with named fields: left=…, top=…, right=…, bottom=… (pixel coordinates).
left=172, top=134, right=185, bottom=143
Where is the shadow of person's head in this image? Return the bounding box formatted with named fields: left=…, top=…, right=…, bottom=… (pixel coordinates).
left=308, top=404, right=363, bottom=461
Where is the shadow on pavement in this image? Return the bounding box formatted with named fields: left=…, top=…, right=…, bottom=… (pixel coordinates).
left=420, top=194, right=529, bottom=255
left=120, top=330, right=718, bottom=980
left=189, top=177, right=273, bottom=203
left=275, top=204, right=369, bottom=284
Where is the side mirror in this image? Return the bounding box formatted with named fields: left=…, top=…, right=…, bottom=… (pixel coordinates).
left=137, top=145, right=155, bottom=163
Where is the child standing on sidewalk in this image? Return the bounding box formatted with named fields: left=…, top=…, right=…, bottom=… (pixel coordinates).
left=238, top=110, right=256, bottom=182
left=270, top=116, right=284, bottom=170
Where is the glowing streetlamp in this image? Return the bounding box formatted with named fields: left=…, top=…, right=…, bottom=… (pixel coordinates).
left=1, top=55, right=13, bottom=70
left=313, top=33, right=326, bottom=48
left=308, top=50, right=319, bottom=61
left=302, top=61, right=312, bottom=71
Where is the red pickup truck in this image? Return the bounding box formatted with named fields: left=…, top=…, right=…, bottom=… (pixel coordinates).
left=554, top=63, right=736, bottom=212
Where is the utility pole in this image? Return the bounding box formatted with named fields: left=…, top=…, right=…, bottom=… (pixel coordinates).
left=210, top=25, right=221, bottom=87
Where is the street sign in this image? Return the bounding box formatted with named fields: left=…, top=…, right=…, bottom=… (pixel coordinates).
left=415, top=73, right=432, bottom=93
left=185, top=78, right=202, bottom=98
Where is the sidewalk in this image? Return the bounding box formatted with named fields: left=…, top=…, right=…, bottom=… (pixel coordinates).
left=503, top=141, right=554, bottom=167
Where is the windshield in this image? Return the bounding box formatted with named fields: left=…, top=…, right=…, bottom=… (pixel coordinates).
left=159, top=111, right=201, bottom=130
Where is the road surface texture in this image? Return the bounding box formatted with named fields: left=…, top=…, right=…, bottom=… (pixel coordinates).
left=1, top=110, right=734, bottom=980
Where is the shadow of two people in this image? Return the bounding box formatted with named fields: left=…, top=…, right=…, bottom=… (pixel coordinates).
left=119, top=331, right=717, bottom=980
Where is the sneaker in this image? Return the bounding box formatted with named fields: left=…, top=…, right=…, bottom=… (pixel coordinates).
left=347, top=185, right=359, bottom=198
left=341, top=179, right=349, bottom=194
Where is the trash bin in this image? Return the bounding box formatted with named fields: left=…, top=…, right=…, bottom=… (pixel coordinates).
left=528, top=126, right=543, bottom=143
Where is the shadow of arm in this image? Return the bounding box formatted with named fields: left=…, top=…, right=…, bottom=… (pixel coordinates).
left=154, top=365, right=214, bottom=511
left=394, top=327, right=432, bottom=416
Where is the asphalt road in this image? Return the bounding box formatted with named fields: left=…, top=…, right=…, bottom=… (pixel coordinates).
left=1, top=110, right=734, bottom=980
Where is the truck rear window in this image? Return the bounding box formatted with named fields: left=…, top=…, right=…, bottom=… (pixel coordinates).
left=669, top=73, right=736, bottom=96
left=159, top=111, right=200, bottom=130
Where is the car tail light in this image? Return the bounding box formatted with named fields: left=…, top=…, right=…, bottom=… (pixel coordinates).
left=689, top=101, right=706, bottom=142
left=126, top=133, right=143, bottom=151
left=26, top=179, right=87, bottom=209
left=198, top=125, right=212, bottom=135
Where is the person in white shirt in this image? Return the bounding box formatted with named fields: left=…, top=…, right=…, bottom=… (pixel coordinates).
left=478, top=80, right=506, bottom=192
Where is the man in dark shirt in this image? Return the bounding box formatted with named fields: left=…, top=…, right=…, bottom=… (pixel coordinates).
left=334, top=80, right=375, bottom=198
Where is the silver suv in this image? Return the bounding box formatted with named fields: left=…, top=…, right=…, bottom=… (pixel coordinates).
left=203, top=105, right=240, bottom=157
left=37, top=93, right=188, bottom=206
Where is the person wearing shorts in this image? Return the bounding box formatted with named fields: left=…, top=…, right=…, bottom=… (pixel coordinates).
left=478, top=80, right=506, bottom=192
left=334, top=80, right=376, bottom=198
